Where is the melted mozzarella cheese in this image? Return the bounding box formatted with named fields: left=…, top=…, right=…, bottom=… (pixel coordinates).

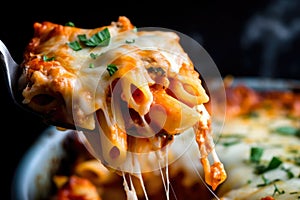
left=20, top=17, right=225, bottom=200
left=213, top=95, right=300, bottom=199
left=71, top=30, right=193, bottom=130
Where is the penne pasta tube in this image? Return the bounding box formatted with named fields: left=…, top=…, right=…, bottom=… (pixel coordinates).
left=96, top=109, right=127, bottom=168
left=119, top=67, right=154, bottom=116
left=151, top=89, right=201, bottom=134
left=74, top=159, right=118, bottom=185
left=168, top=78, right=209, bottom=107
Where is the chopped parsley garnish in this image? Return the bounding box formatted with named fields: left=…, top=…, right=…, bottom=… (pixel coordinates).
left=125, top=39, right=135, bottom=44
left=89, top=63, right=95, bottom=68
left=67, top=41, right=82, bottom=51
left=43, top=55, right=55, bottom=61
left=255, top=156, right=283, bottom=174
left=281, top=166, right=295, bottom=179
left=80, top=28, right=110, bottom=47
left=65, top=22, right=75, bottom=27
left=107, top=64, right=118, bottom=76
left=77, top=34, right=88, bottom=42
left=257, top=175, right=271, bottom=187
left=257, top=176, right=281, bottom=187
left=222, top=140, right=240, bottom=147
left=294, top=157, right=300, bottom=166
left=90, top=52, right=99, bottom=59
left=68, top=28, right=111, bottom=51
left=272, top=183, right=285, bottom=196
left=250, top=147, right=264, bottom=163
left=219, top=134, right=244, bottom=147
left=273, top=126, right=300, bottom=136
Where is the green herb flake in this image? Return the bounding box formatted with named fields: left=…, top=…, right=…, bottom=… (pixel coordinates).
left=274, top=126, right=300, bottom=136
left=67, top=41, right=82, bottom=51
left=89, top=63, right=95, bottom=68
left=65, top=22, right=75, bottom=27
left=268, top=157, right=283, bottom=170
left=294, top=157, right=300, bottom=166
left=250, top=147, right=264, bottom=163
left=222, top=140, right=240, bottom=147
left=78, top=34, right=88, bottom=42
left=84, top=28, right=111, bottom=47
left=255, top=156, right=283, bottom=174
left=42, top=55, right=55, bottom=62
left=272, top=183, right=285, bottom=196
left=107, top=64, right=118, bottom=76
left=68, top=28, right=111, bottom=51
left=281, top=167, right=295, bottom=179
left=90, top=53, right=99, bottom=59
left=125, top=39, right=135, bottom=44
left=257, top=175, right=271, bottom=187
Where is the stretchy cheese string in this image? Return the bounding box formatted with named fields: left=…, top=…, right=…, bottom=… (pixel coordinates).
left=195, top=105, right=227, bottom=191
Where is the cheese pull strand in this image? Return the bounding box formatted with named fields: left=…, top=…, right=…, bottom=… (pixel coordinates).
left=194, top=104, right=227, bottom=190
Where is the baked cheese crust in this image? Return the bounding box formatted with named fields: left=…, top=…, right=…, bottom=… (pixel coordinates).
left=19, top=16, right=227, bottom=199
left=50, top=78, right=300, bottom=200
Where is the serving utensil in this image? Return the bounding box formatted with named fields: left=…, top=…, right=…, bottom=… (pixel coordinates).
left=0, top=40, right=22, bottom=106
left=0, top=40, right=76, bottom=130
left=0, top=40, right=111, bottom=170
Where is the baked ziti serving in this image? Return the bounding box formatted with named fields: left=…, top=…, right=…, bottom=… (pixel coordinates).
left=18, top=16, right=226, bottom=199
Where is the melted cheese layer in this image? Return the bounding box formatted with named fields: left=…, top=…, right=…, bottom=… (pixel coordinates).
left=20, top=16, right=226, bottom=199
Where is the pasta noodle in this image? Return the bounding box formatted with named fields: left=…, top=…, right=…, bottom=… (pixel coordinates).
left=18, top=16, right=227, bottom=199
left=50, top=78, right=300, bottom=200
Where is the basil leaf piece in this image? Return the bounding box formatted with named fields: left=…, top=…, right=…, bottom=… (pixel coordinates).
left=250, top=147, right=264, bottom=163
left=90, top=53, right=98, bottom=59
left=268, top=157, right=283, bottom=170
left=274, top=126, right=300, bottom=136
left=65, top=22, right=75, bottom=27
left=84, top=28, right=110, bottom=47
left=272, top=184, right=285, bottom=196
left=89, top=63, right=95, bottom=68
left=43, top=55, right=55, bottom=62
left=255, top=156, right=283, bottom=174
left=68, top=28, right=111, bottom=51
left=125, top=39, right=135, bottom=44
left=67, top=41, right=82, bottom=51
left=107, top=64, right=118, bottom=76
left=78, top=34, right=88, bottom=42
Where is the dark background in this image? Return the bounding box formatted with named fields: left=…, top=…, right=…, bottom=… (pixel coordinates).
left=1, top=1, right=300, bottom=199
